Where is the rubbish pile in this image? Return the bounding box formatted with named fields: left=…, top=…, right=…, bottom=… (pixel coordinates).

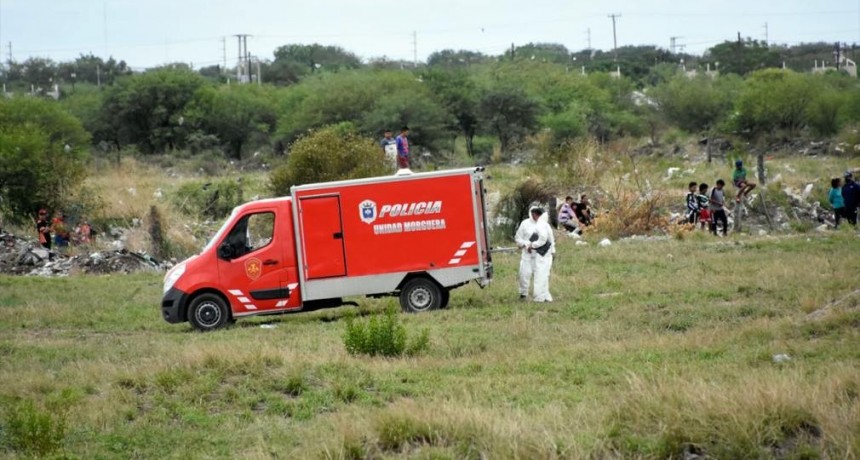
left=0, top=231, right=170, bottom=277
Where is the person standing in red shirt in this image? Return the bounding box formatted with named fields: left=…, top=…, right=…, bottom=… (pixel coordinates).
left=395, top=126, right=410, bottom=169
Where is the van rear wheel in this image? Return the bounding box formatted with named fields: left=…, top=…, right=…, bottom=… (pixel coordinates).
left=188, top=293, right=230, bottom=331
left=400, top=278, right=442, bottom=313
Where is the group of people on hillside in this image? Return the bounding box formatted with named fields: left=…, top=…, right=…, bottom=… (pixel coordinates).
left=380, top=127, right=411, bottom=171
left=684, top=160, right=757, bottom=236
left=35, top=209, right=93, bottom=257
left=557, top=194, right=594, bottom=234
left=829, top=170, right=860, bottom=228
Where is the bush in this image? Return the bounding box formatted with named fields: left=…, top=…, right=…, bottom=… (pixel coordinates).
left=494, top=179, right=557, bottom=244
left=270, top=123, right=390, bottom=195
left=1, top=399, right=68, bottom=456
left=173, top=179, right=243, bottom=220
left=343, top=306, right=430, bottom=358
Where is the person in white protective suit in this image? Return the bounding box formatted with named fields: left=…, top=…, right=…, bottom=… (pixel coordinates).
left=514, top=206, right=556, bottom=302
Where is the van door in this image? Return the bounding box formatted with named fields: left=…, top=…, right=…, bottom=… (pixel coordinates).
left=299, top=195, right=347, bottom=279
left=215, top=210, right=294, bottom=315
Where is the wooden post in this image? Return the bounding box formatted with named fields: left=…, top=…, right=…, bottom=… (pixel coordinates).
left=734, top=200, right=744, bottom=233
left=706, top=133, right=712, bottom=164
left=757, top=150, right=766, bottom=185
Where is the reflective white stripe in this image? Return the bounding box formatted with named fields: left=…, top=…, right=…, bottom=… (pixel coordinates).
left=287, top=283, right=298, bottom=290
left=454, top=249, right=467, bottom=257
left=237, top=296, right=251, bottom=303
left=228, top=289, right=243, bottom=296
left=275, top=300, right=288, bottom=308
left=245, top=304, right=258, bottom=310
left=461, top=241, right=475, bottom=248
left=449, top=258, right=461, bottom=265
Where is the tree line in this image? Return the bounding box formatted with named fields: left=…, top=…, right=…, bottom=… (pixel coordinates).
left=1, top=40, right=859, bottom=222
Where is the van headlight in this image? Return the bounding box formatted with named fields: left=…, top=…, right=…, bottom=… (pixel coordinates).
left=163, top=263, right=186, bottom=294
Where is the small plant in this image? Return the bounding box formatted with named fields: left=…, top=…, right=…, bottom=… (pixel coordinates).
left=2, top=398, right=68, bottom=457
left=343, top=306, right=430, bottom=358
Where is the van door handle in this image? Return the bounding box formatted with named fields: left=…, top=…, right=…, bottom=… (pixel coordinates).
left=333, top=232, right=343, bottom=239
left=263, top=259, right=278, bottom=266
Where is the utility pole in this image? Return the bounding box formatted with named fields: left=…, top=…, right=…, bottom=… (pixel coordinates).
left=608, top=13, right=621, bottom=60
left=586, top=28, right=592, bottom=53
left=7, top=41, right=11, bottom=62
left=762, top=22, right=769, bottom=46
left=670, top=36, right=684, bottom=54
left=103, top=0, right=108, bottom=57
left=737, top=31, right=744, bottom=75
left=221, top=37, right=227, bottom=74
left=234, top=34, right=251, bottom=83
left=412, top=31, right=418, bottom=67
left=835, top=42, right=842, bottom=71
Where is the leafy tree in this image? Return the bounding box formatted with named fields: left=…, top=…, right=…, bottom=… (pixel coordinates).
left=101, top=68, right=208, bottom=152
left=734, top=69, right=816, bottom=138
left=427, top=49, right=491, bottom=68
left=421, top=69, right=480, bottom=155
left=0, top=97, right=89, bottom=221
left=3, top=58, right=58, bottom=91
left=270, top=123, right=389, bottom=195
left=265, top=44, right=362, bottom=85
left=652, top=75, right=736, bottom=134
left=276, top=70, right=450, bottom=153
left=188, top=85, right=279, bottom=159
left=806, top=86, right=845, bottom=137
left=511, top=43, right=573, bottom=65
left=703, top=39, right=780, bottom=76
left=57, top=54, right=131, bottom=87
left=478, top=87, right=540, bottom=154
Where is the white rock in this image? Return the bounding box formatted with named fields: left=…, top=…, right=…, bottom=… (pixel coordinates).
left=815, top=224, right=828, bottom=232
left=758, top=230, right=768, bottom=236
left=801, top=184, right=814, bottom=200
left=260, top=324, right=277, bottom=329
left=599, top=238, right=612, bottom=247
left=772, top=353, right=791, bottom=363
left=575, top=241, right=588, bottom=246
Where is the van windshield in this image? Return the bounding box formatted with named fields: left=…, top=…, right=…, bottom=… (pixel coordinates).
left=202, top=208, right=239, bottom=253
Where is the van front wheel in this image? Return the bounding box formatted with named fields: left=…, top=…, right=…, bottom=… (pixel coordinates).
left=188, top=293, right=230, bottom=331
left=400, top=278, right=442, bottom=313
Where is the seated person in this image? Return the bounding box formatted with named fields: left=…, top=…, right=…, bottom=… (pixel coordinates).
left=732, top=160, right=757, bottom=203
left=557, top=196, right=580, bottom=233
left=574, top=194, right=593, bottom=226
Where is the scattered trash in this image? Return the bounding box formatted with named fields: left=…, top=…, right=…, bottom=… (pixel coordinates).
left=575, top=241, right=588, bottom=246
left=0, top=230, right=170, bottom=277
left=259, top=324, right=277, bottom=329
left=772, top=353, right=792, bottom=363
left=598, top=238, right=612, bottom=247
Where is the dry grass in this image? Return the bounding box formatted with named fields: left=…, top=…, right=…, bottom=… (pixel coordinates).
left=1, top=229, right=859, bottom=458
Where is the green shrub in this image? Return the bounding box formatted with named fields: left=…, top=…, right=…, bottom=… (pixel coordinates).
left=270, top=123, right=390, bottom=195
left=343, top=306, right=430, bottom=357
left=172, top=179, right=243, bottom=220
left=1, top=399, right=68, bottom=456
left=494, top=178, right=556, bottom=244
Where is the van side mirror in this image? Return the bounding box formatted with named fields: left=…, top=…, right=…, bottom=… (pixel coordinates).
left=217, top=242, right=235, bottom=260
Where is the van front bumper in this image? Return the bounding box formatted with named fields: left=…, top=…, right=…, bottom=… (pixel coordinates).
left=161, top=288, right=190, bottom=323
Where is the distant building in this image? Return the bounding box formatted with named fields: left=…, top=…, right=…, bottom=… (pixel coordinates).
left=812, top=55, right=857, bottom=78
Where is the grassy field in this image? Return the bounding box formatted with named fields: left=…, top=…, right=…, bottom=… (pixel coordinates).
left=1, top=229, right=859, bottom=458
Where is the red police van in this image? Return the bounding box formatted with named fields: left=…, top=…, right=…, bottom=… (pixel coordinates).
left=162, top=167, right=493, bottom=330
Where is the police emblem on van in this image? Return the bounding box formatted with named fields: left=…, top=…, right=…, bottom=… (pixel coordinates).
left=359, top=200, right=377, bottom=224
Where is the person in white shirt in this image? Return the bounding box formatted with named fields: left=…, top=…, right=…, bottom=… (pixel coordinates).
left=514, top=206, right=556, bottom=302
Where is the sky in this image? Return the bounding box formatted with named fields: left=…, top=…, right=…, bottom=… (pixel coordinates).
left=0, top=0, right=858, bottom=70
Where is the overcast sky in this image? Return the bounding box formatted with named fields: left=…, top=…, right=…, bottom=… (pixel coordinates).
left=1, top=0, right=858, bottom=69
